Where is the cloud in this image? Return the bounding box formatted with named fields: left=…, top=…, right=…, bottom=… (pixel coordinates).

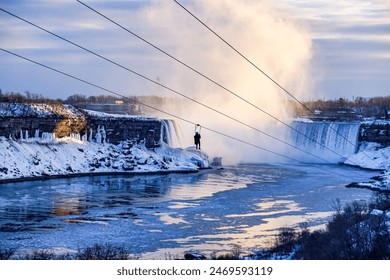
left=273, top=0, right=390, bottom=99
left=0, top=1, right=165, bottom=95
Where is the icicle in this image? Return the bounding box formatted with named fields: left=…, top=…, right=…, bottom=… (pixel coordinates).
left=70, top=132, right=80, bottom=140
left=34, top=129, right=39, bottom=139
left=20, top=129, right=23, bottom=141
left=88, top=129, right=93, bottom=142
left=101, top=126, right=106, bottom=144
left=95, top=125, right=102, bottom=144
left=42, top=132, right=53, bottom=140
left=25, top=130, right=29, bottom=140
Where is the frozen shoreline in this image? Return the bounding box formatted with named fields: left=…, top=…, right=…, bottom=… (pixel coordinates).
left=0, top=137, right=210, bottom=184
left=0, top=169, right=200, bottom=185
left=343, top=142, right=390, bottom=192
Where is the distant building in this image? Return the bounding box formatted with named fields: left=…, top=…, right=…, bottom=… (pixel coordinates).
left=82, top=102, right=140, bottom=115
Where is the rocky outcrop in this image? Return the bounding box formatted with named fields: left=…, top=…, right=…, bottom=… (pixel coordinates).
left=85, top=113, right=161, bottom=147
left=0, top=103, right=163, bottom=148
left=359, top=121, right=390, bottom=146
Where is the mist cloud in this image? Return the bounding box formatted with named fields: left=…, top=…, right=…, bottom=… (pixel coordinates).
left=139, top=0, right=313, bottom=163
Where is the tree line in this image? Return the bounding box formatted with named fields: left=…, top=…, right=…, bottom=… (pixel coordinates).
left=0, top=89, right=62, bottom=105
left=2, top=89, right=390, bottom=118
left=290, top=96, right=390, bottom=118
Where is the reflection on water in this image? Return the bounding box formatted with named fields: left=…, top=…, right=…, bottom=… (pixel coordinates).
left=226, top=200, right=305, bottom=218
left=0, top=164, right=379, bottom=259
left=53, top=198, right=86, bottom=216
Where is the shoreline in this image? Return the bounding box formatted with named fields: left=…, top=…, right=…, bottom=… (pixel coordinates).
left=340, top=162, right=384, bottom=172
left=345, top=181, right=390, bottom=193
left=0, top=168, right=206, bottom=185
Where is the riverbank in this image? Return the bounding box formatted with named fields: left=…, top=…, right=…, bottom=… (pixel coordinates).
left=0, top=169, right=200, bottom=185
left=343, top=142, right=390, bottom=192
left=0, top=137, right=209, bottom=183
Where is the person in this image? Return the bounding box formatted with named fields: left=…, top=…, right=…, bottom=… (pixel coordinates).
left=194, top=131, right=201, bottom=150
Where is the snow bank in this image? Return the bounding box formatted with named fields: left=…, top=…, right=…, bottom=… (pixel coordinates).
left=344, top=142, right=390, bottom=170
left=291, top=117, right=313, bottom=123
left=344, top=142, right=390, bottom=192
left=0, top=137, right=209, bottom=182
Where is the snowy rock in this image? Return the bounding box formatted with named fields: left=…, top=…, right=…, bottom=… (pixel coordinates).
left=89, top=158, right=101, bottom=169
left=122, top=142, right=131, bottom=150
left=122, top=162, right=135, bottom=171
left=211, top=157, right=222, bottom=167
left=370, top=209, right=384, bottom=216
left=111, top=162, right=120, bottom=170
left=66, top=165, right=74, bottom=173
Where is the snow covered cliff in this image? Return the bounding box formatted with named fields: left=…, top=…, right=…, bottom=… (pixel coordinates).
left=0, top=136, right=209, bottom=182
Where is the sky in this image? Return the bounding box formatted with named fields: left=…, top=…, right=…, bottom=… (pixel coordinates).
left=276, top=0, right=390, bottom=101
left=1, top=0, right=389, bottom=162
left=0, top=0, right=389, bottom=101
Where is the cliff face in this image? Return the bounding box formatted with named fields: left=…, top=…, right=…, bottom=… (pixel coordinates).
left=84, top=111, right=162, bottom=148
left=0, top=103, right=163, bottom=148
left=359, top=121, right=390, bottom=146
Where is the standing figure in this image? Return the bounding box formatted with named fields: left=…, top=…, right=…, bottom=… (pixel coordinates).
left=194, top=131, right=201, bottom=150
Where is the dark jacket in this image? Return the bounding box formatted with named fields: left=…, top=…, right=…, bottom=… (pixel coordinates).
left=194, top=132, right=201, bottom=144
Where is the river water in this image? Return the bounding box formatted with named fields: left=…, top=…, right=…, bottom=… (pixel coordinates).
left=0, top=163, right=379, bottom=259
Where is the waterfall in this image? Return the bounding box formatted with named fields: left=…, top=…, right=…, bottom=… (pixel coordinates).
left=289, top=121, right=360, bottom=162
left=161, top=119, right=183, bottom=148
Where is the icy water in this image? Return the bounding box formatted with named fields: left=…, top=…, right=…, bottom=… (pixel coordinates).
left=0, top=163, right=379, bottom=259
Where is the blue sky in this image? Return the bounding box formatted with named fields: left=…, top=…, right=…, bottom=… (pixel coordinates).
left=1, top=0, right=389, bottom=101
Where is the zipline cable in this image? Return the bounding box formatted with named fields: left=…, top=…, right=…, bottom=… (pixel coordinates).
left=172, top=0, right=381, bottom=169
left=75, top=0, right=361, bottom=164
left=0, top=7, right=345, bottom=165
left=0, top=47, right=351, bottom=178
left=1, top=47, right=362, bottom=178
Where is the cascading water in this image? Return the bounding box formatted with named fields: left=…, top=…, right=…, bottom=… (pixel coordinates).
left=289, top=121, right=361, bottom=162
left=161, top=119, right=184, bottom=148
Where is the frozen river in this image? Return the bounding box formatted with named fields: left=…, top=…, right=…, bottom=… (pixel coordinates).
left=0, top=163, right=379, bottom=259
